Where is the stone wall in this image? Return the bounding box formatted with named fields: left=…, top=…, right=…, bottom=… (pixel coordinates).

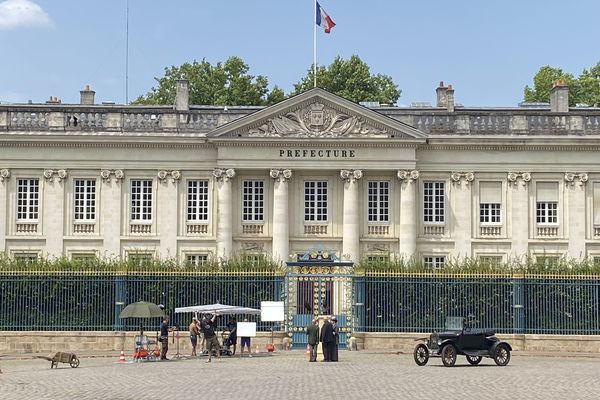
left=0, top=331, right=289, bottom=355
left=3, top=331, right=600, bottom=355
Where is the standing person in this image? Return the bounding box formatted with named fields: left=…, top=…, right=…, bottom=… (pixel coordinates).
left=331, top=316, right=339, bottom=362
left=306, top=319, right=319, bottom=362
left=189, top=317, right=200, bottom=356
left=320, top=316, right=334, bottom=362
left=239, top=318, right=252, bottom=358
left=226, top=316, right=237, bottom=356
left=159, top=316, right=175, bottom=361
left=200, top=313, right=220, bottom=363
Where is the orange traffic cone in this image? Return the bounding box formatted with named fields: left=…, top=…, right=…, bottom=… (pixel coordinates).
left=118, top=350, right=126, bottom=362
left=305, top=345, right=311, bottom=358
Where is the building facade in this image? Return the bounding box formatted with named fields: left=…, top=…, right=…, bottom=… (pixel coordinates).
left=1, top=81, right=599, bottom=266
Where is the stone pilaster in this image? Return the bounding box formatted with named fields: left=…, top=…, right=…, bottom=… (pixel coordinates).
left=0, top=169, right=9, bottom=252
left=42, top=169, right=68, bottom=257
left=565, top=173, right=588, bottom=258
left=340, top=169, right=363, bottom=261
left=397, top=170, right=419, bottom=258
left=214, top=168, right=236, bottom=259
left=157, top=170, right=181, bottom=258
left=100, top=169, right=124, bottom=258
left=508, top=172, right=531, bottom=258
left=450, top=172, right=475, bottom=258
left=270, top=169, right=292, bottom=264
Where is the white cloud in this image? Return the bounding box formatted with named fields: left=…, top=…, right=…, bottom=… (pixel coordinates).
left=0, top=0, right=52, bottom=30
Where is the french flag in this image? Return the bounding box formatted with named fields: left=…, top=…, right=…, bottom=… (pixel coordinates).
left=316, top=2, right=335, bottom=33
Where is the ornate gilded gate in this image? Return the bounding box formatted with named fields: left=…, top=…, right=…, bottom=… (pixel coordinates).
left=284, top=253, right=354, bottom=349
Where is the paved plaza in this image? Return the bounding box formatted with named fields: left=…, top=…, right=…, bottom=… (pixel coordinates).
left=0, top=351, right=598, bottom=400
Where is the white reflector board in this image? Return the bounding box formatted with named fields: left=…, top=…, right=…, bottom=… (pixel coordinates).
left=236, top=321, right=256, bottom=337
left=261, top=301, right=285, bottom=322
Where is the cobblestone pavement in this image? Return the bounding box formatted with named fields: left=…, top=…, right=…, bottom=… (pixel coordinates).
left=0, top=351, right=598, bottom=400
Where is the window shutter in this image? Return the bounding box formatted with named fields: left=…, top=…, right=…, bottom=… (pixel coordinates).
left=536, top=182, right=558, bottom=202
left=479, top=182, right=502, bottom=203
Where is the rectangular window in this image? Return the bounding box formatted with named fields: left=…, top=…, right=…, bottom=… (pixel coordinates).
left=366, top=254, right=390, bottom=267
left=478, top=255, right=503, bottom=267
left=130, top=180, right=153, bottom=221
left=479, top=182, right=502, bottom=224
left=74, top=179, right=96, bottom=221
left=423, top=256, right=445, bottom=269
left=594, top=183, right=600, bottom=226
left=536, top=182, right=558, bottom=224
left=368, top=181, right=389, bottom=222
left=242, top=180, right=264, bottom=222
left=535, top=255, right=559, bottom=268
left=423, top=181, right=444, bottom=223
left=127, top=252, right=153, bottom=265
left=304, top=181, right=328, bottom=222
left=186, top=254, right=209, bottom=266
left=71, top=253, right=97, bottom=263
left=187, top=180, right=209, bottom=222
left=17, top=179, right=39, bottom=221
left=13, top=252, right=38, bottom=264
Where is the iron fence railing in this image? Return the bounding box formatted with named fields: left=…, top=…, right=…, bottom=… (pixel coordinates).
left=0, top=271, right=284, bottom=332
left=1, top=271, right=599, bottom=335
left=354, top=273, right=600, bottom=335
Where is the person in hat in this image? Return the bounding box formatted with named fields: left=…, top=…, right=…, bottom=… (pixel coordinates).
left=320, top=316, right=334, bottom=362
left=200, top=313, right=220, bottom=362
left=189, top=317, right=200, bottom=356
left=331, top=316, right=339, bottom=362
left=306, top=318, right=319, bottom=362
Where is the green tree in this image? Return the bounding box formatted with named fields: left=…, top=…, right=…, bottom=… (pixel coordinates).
left=291, top=55, right=401, bottom=104
left=576, top=62, right=600, bottom=106
left=523, top=66, right=577, bottom=104
left=134, top=56, right=282, bottom=106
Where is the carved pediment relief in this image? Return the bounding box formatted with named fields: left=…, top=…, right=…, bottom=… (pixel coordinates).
left=248, top=102, right=388, bottom=138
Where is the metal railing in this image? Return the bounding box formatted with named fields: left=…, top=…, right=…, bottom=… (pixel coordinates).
left=353, top=272, right=600, bottom=335
left=0, top=271, right=283, bottom=332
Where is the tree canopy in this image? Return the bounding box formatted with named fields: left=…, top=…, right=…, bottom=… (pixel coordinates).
left=134, top=56, right=284, bottom=106
left=291, top=55, right=401, bottom=104
left=524, top=62, right=600, bottom=106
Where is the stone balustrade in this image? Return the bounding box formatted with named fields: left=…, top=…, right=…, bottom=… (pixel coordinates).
left=3, top=104, right=600, bottom=135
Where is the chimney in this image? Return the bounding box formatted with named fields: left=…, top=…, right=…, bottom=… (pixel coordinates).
left=436, top=81, right=448, bottom=107
left=80, top=84, right=95, bottom=105
left=46, top=96, right=61, bottom=104
left=550, top=80, right=569, bottom=112
left=446, top=84, right=455, bottom=112
left=175, top=80, right=189, bottom=111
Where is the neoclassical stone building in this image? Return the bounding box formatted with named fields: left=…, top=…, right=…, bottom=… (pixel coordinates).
left=1, top=81, right=599, bottom=266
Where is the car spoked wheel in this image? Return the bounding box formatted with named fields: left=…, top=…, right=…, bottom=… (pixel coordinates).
left=466, top=355, right=482, bottom=365
left=493, top=344, right=510, bottom=366
left=413, top=344, right=429, bottom=366
left=441, top=344, right=457, bottom=367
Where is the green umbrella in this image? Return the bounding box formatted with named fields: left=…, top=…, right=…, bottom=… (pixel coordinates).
left=119, top=301, right=166, bottom=336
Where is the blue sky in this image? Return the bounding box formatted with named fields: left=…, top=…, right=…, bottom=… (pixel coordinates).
left=1, top=0, right=600, bottom=106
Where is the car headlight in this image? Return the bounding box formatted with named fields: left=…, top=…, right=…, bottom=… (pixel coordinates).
left=437, top=340, right=442, bottom=346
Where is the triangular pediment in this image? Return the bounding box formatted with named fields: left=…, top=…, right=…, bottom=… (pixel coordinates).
left=208, top=88, right=428, bottom=141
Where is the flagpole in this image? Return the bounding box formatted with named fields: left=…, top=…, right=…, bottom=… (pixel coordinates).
left=313, top=0, right=317, bottom=88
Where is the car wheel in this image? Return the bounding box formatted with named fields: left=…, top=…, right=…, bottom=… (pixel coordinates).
left=493, top=344, right=511, bottom=366
left=413, top=344, right=429, bottom=366
left=441, top=344, right=457, bottom=367
left=69, top=357, right=80, bottom=368
left=466, top=355, right=482, bottom=365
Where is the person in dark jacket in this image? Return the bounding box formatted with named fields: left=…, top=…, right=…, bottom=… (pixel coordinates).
left=320, top=316, right=334, bottom=362
left=306, top=319, right=319, bottom=362
left=331, top=316, right=339, bottom=362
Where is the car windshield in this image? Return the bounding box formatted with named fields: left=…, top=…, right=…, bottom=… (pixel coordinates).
left=444, top=316, right=464, bottom=330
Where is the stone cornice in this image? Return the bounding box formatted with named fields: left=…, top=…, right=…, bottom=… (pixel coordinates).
left=208, top=140, right=420, bottom=148
left=0, top=139, right=213, bottom=149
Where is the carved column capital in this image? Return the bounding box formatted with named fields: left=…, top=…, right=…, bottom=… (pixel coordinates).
left=450, top=172, right=475, bottom=185
left=158, top=169, right=181, bottom=183
left=213, top=168, right=236, bottom=182
left=507, top=172, right=531, bottom=186
left=340, top=169, right=363, bottom=183
left=270, top=169, right=293, bottom=182
left=0, top=168, right=10, bottom=182
left=100, top=169, right=125, bottom=182
left=564, top=172, right=588, bottom=186
left=44, top=169, right=68, bottom=182
left=397, top=169, right=420, bottom=183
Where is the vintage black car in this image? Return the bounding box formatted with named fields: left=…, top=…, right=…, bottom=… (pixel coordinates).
left=413, top=316, right=512, bottom=367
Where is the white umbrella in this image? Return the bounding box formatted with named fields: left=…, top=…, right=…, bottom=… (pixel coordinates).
left=174, top=303, right=260, bottom=315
